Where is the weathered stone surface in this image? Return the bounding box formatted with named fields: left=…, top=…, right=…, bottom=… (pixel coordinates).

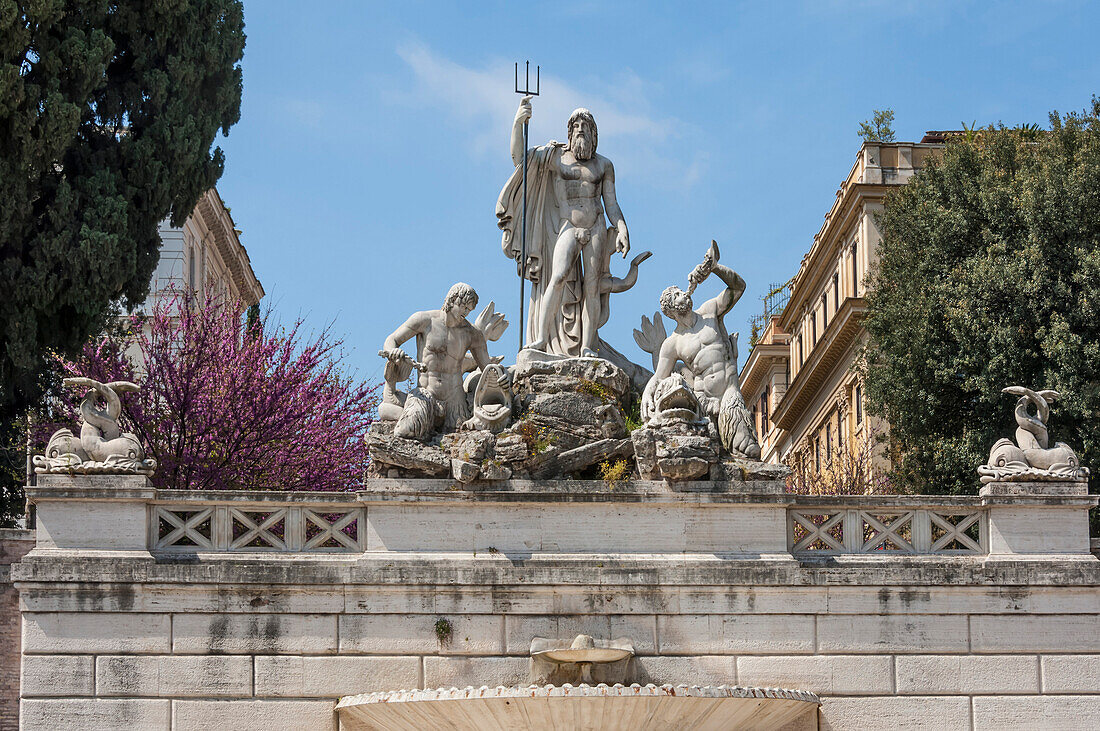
left=819, top=696, right=970, bottom=731
left=970, top=614, right=1100, bottom=652
left=21, top=699, right=171, bottom=730
left=980, top=480, right=1088, bottom=496
left=895, top=655, right=1039, bottom=694
left=657, top=614, right=815, bottom=655
left=511, top=356, right=630, bottom=401
left=254, top=656, right=419, bottom=697
left=817, top=614, right=969, bottom=653
left=712, top=458, right=792, bottom=482
left=738, top=655, right=894, bottom=695
left=338, top=614, right=502, bottom=655
left=631, top=655, right=738, bottom=687
left=506, top=615, right=655, bottom=655
left=529, top=438, right=633, bottom=479
left=445, top=430, right=493, bottom=463
left=35, top=499, right=149, bottom=550
left=478, top=460, right=512, bottom=481
left=631, top=428, right=657, bottom=477
left=173, top=700, right=337, bottom=730
left=172, top=613, right=337, bottom=654
left=1041, top=654, right=1100, bottom=692
left=96, top=655, right=252, bottom=697
left=515, top=391, right=627, bottom=451
left=972, top=695, right=1100, bottom=730
left=20, top=655, right=94, bottom=697
left=365, top=428, right=450, bottom=476
left=450, top=459, right=479, bottom=483
left=423, top=657, right=530, bottom=689
left=492, top=433, right=528, bottom=462
left=23, top=612, right=170, bottom=654
left=656, top=456, right=710, bottom=481
left=631, top=422, right=719, bottom=481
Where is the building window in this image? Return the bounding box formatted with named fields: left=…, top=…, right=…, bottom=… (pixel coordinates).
left=833, top=272, right=840, bottom=311
left=811, top=311, right=817, bottom=346
left=760, top=386, right=769, bottom=438
left=851, top=243, right=859, bottom=297
left=814, top=437, right=821, bottom=472
left=855, top=383, right=863, bottom=425
left=821, top=294, right=828, bottom=331
left=796, top=335, right=802, bottom=367
left=837, top=408, right=844, bottom=452
left=188, top=248, right=196, bottom=290
left=825, top=422, right=833, bottom=464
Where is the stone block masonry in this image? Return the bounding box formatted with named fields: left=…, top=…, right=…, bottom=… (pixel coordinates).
left=2, top=529, right=35, bottom=730
left=11, top=477, right=1100, bottom=729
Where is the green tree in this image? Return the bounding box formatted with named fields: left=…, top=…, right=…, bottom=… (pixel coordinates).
left=859, top=109, right=896, bottom=143
left=0, top=2, right=244, bottom=525
left=863, top=100, right=1100, bottom=516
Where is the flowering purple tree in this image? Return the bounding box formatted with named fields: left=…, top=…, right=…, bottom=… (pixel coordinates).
left=62, top=291, right=377, bottom=492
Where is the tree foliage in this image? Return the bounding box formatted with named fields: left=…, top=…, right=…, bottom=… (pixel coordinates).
left=0, top=1, right=245, bottom=427
left=61, top=292, right=379, bottom=492
left=859, top=109, right=896, bottom=143
left=863, top=99, right=1100, bottom=501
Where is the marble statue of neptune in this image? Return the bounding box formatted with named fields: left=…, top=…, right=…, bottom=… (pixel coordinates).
left=497, top=97, right=630, bottom=357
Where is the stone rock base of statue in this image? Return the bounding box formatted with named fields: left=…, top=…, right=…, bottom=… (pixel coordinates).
left=366, top=422, right=522, bottom=482
left=366, top=355, right=637, bottom=482
left=631, top=419, right=719, bottom=482
left=510, top=354, right=634, bottom=479
left=710, top=457, right=792, bottom=482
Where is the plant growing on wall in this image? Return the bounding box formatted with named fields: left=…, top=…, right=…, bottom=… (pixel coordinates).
left=858, top=109, right=896, bottom=143
left=57, top=290, right=378, bottom=491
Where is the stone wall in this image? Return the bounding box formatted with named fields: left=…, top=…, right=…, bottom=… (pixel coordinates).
left=2, top=528, right=35, bottom=730
left=13, top=476, right=1100, bottom=730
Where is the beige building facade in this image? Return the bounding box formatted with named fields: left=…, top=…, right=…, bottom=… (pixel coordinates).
left=741, top=137, right=945, bottom=481
left=147, top=187, right=264, bottom=310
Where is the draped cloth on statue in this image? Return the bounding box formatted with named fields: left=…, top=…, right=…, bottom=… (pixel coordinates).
left=496, top=143, right=612, bottom=357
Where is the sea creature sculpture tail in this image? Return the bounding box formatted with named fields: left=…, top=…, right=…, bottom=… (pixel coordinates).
left=718, top=387, right=761, bottom=460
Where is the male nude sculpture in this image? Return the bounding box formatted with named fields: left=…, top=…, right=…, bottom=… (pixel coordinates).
left=642, top=243, right=762, bottom=459
left=379, top=283, right=496, bottom=441
left=498, top=98, right=630, bottom=357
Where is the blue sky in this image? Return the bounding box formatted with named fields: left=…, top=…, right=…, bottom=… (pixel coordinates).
left=214, top=0, right=1100, bottom=383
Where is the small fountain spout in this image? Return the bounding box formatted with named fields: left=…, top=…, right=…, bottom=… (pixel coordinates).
left=530, top=634, right=634, bottom=686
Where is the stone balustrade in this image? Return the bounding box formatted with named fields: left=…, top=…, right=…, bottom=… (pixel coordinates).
left=25, top=475, right=1097, bottom=559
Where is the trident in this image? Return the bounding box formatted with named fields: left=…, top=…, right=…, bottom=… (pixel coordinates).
left=514, top=61, right=539, bottom=351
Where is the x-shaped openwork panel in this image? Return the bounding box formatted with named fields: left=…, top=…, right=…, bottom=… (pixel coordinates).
left=790, top=511, right=845, bottom=552
left=929, top=511, right=983, bottom=553
left=155, top=507, right=214, bottom=549
left=303, top=509, right=360, bottom=551
left=859, top=511, right=915, bottom=552
left=229, top=508, right=288, bottom=550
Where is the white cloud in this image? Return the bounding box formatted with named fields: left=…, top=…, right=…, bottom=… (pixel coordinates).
left=393, top=42, right=701, bottom=190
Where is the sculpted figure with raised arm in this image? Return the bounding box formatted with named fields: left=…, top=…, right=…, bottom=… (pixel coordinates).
left=640, top=242, right=762, bottom=459
left=497, top=97, right=631, bottom=357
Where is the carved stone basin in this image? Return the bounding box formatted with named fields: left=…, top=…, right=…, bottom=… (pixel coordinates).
left=336, top=683, right=820, bottom=730
left=531, top=634, right=634, bottom=684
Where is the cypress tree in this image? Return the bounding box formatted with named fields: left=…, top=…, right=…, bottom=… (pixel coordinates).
left=0, top=1, right=245, bottom=523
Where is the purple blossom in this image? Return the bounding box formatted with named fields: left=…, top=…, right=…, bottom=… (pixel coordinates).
left=60, top=289, right=378, bottom=492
